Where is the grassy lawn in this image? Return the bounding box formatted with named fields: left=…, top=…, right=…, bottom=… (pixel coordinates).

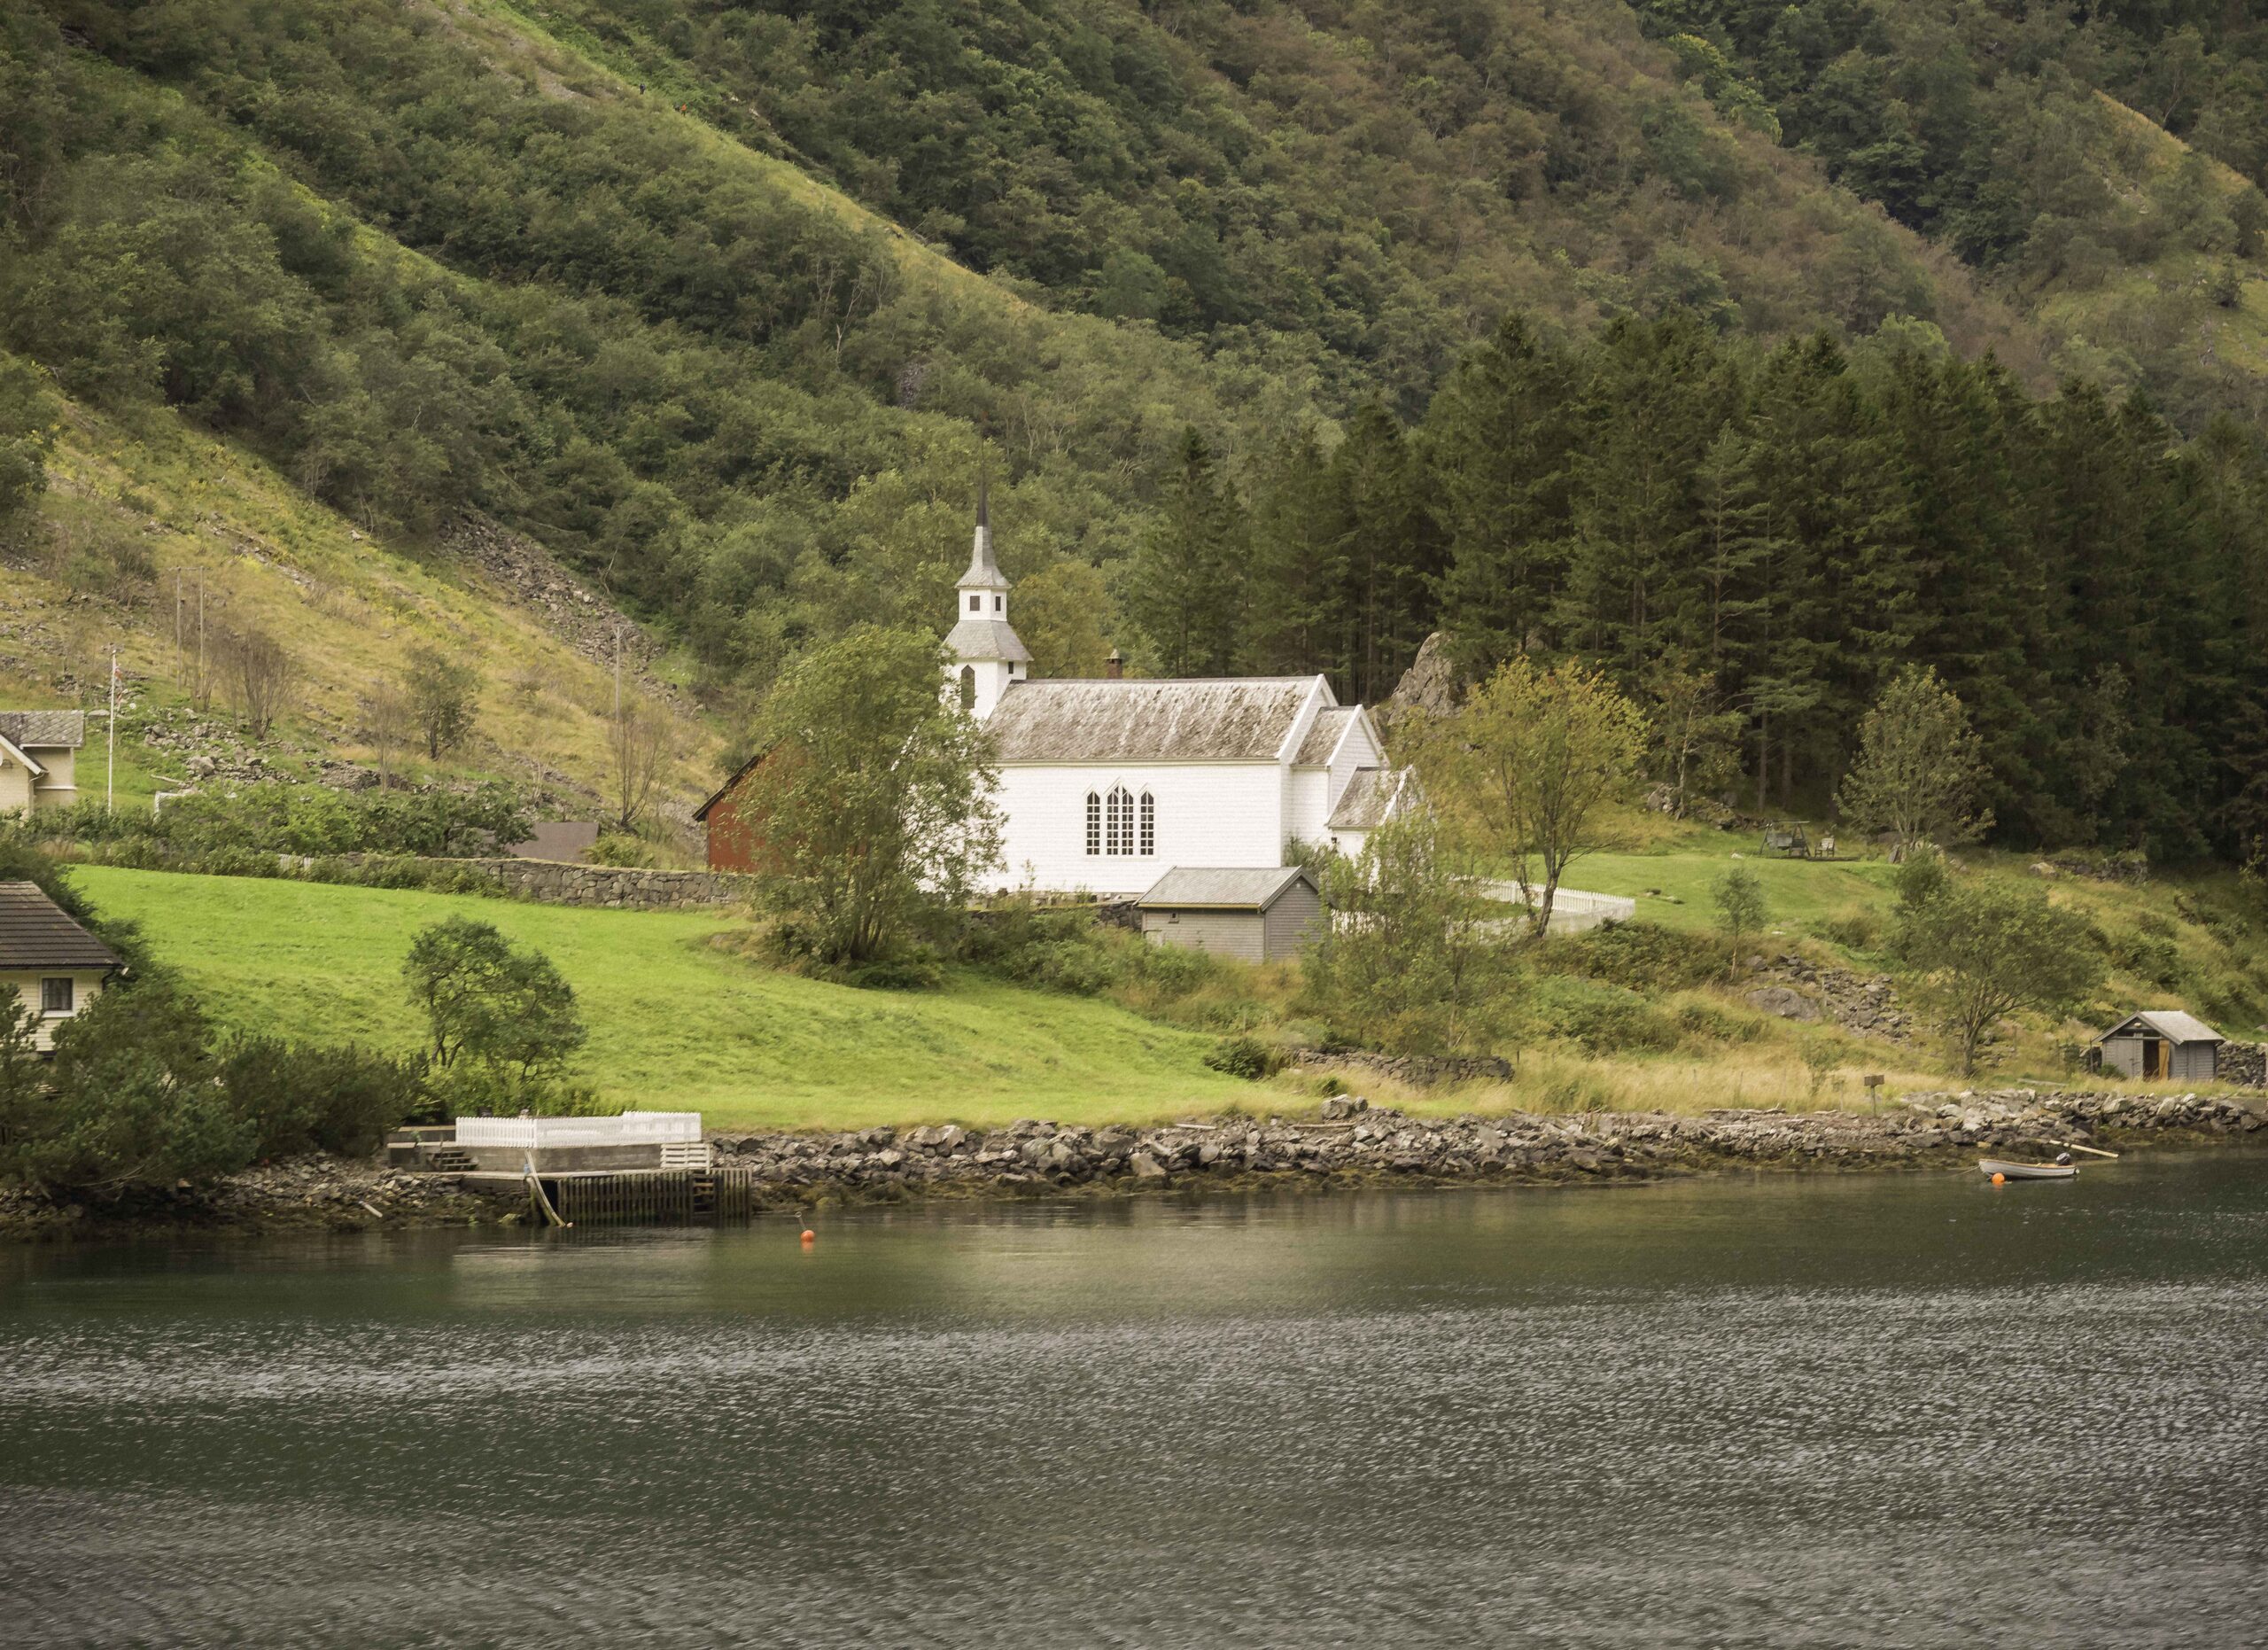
left=74, top=868, right=1254, bottom=1132
left=1560, top=829, right=1899, bottom=939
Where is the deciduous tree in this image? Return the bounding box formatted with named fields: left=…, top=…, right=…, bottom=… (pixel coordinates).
left=1835, top=665, right=1992, bottom=858
left=749, top=626, right=1001, bottom=967
left=1892, top=875, right=2101, bottom=1076
left=1424, top=657, right=1648, bottom=935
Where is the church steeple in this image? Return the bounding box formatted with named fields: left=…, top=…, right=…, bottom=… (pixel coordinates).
left=944, top=463, right=1029, bottom=718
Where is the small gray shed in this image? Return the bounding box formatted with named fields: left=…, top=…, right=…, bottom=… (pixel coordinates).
left=2093, top=1010, right=2224, bottom=1082
left=1138, top=867, right=1323, bottom=963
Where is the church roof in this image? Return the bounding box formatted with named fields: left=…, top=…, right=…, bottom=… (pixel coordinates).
left=1328, top=767, right=1409, bottom=829
left=958, top=511, right=1006, bottom=589
left=945, top=617, right=1032, bottom=664
left=987, top=678, right=1322, bottom=763
left=1292, top=705, right=1358, bottom=767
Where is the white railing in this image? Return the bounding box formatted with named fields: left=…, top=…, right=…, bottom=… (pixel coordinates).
left=454, top=1111, right=703, bottom=1149
left=1475, top=881, right=1637, bottom=934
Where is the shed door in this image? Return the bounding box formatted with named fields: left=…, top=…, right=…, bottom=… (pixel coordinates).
left=2142, top=1038, right=2166, bottom=1079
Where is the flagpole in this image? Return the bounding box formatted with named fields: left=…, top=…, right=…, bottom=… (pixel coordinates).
left=106, top=646, right=117, bottom=813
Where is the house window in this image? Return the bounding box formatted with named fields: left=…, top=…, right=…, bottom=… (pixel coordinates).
left=1085, top=791, right=1101, bottom=856
left=1138, top=791, right=1155, bottom=856
left=40, top=977, right=72, bottom=1016
left=968, top=594, right=981, bottom=612
left=1106, top=785, right=1133, bottom=855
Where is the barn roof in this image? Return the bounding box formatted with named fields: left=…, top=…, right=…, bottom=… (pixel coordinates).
left=0, top=882, right=120, bottom=971
left=1328, top=767, right=1408, bottom=830
left=1138, top=866, right=1316, bottom=911
left=0, top=711, right=84, bottom=750
left=1292, top=706, right=1358, bottom=767
left=987, top=677, right=1324, bottom=763
left=2096, top=1009, right=2225, bottom=1046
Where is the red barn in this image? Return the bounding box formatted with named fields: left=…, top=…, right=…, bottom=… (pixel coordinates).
left=692, top=748, right=784, bottom=874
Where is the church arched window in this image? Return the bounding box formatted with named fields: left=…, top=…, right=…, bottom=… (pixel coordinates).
left=1106, top=785, right=1133, bottom=855
left=1138, top=790, right=1155, bottom=856
left=958, top=665, right=975, bottom=712
left=1084, top=791, right=1101, bottom=856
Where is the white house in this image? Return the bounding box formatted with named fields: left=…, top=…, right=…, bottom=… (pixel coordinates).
left=0, top=712, right=84, bottom=817
left=944, top=509, right=1410, bottom=898
left=0, top=881, right=120, bottom=1053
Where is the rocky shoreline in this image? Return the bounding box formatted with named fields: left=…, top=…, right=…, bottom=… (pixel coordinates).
left=4, top=1087, right=2261, bottom=1243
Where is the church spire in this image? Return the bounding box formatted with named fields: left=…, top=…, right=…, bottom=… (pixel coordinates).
left=944, top=453, right=1029, bottom=718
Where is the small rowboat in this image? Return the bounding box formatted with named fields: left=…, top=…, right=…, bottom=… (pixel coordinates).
left=1979, top=1158, right=2077, bottom=1180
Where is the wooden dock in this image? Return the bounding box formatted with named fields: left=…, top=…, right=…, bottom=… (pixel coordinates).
left=466, top=1167, right=768, bottom=1226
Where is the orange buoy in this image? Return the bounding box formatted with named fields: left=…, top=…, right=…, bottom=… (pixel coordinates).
left=800, top=1228, right=816, bottom=1246
left=1991, top=1172, right=2007, bottom=1186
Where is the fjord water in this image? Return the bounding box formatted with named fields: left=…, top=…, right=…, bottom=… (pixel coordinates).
left=3, top=1155, right=2264, bottom=1648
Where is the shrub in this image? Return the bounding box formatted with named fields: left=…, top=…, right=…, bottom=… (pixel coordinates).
left=587, top=830, right=656, bottom=868
left=1526, top=977, right=1682, bottom=1054
left=217, top=1034, right=431, bottom=1158
left=1813, top=908, right=1882, bottom=950
left=403, top=917, right=586, bottom=1082
left=1673, top=1000, right=1758, bottom=1045
left=1202, top=1034, right=1281, bottom=1080
left=1541, top=921, right=1728, bottom=992
left=0, top=983, right=252, bottom=1195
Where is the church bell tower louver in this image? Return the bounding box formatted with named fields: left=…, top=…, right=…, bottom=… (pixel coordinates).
left=943, top=473, right=1032, bottom=719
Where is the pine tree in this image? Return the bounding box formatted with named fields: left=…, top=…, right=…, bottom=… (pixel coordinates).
left=1130, top=427, right=1247, bottom=676
left=1425, top=313, right=1573, bottom=674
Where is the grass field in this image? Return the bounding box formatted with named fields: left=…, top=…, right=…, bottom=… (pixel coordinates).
left=1563, top=839, right=1898, bottom=938
left=74, top=868, right=1254, bottom=1131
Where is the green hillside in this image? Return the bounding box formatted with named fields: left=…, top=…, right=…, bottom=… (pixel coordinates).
left=74, top=867, right=1253, bottom=1130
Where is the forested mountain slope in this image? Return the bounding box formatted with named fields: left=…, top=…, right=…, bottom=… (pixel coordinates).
left=1626, top=0, right=2268, bottom=429
left=4, top=0, right=2268, bottom=863
left=0, top=0, right=2031, bottom=687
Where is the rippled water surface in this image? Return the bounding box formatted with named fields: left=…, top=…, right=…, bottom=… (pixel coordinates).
left=4, top=1152, right=2267, bottom=1647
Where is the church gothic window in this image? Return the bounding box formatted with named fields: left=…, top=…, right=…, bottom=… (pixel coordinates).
left=958, top=666, right=975, bottom=712
left=1087, top=788, right=1157, bottom=857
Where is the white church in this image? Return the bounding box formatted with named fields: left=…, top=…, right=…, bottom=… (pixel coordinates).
left=944, top=500, right=1412, bottom=899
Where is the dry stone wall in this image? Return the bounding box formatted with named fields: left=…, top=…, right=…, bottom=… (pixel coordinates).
left=451, top=858, right=756, bottom=910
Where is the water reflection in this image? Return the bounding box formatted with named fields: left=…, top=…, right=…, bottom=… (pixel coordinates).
left=3, top=1152, right=2265, bottom=1646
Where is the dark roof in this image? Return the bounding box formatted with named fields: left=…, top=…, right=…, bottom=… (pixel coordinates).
left=693, top=749, right=771, bottom=823
left=0, top=882, right=120, bottom=971
left=2095, top=1009, right=2225, bottom=1045
left=1138, top=866, right=1317, bottom=911
left=0, top=711, right=85, bottom=751
left=987, top=677, right=1324, bottom=763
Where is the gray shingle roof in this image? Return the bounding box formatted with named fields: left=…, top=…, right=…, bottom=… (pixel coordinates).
left=1293, top=706, right=1356, bottom=767
left=0, top=711, right=85, bottom=750
left=2099, top=1009, right=2225, bottom=1045
left=1138, top=866, right=1316, bottom=911
left=958, top=518, right=1006, bottom=588
left=988, top=678, right=1320, bottom=762
left=1328, top=767, right=1407, bottom=830
left=0, top=882, right=119, bottom=971
left=945, top=617, right=1033, bottom=664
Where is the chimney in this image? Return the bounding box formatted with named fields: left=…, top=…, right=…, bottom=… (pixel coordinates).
left=1105, top=649, right=1123, bottom=681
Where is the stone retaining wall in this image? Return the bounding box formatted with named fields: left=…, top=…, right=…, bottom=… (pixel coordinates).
left=1292, top=1047, right=1515, bottom=1086
left=450, top=857, right=756, bottom=910
left=2220, top=1041, right=2268, bottom=1087
left=705, top=1086, right=2267, bottom=1204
